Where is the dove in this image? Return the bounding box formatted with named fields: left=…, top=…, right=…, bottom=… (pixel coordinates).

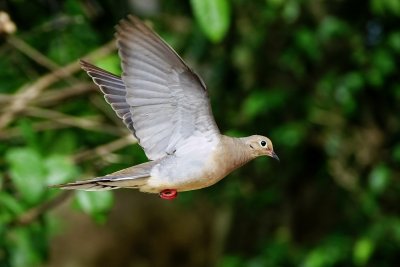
left=53, top=15, right=279, bottom=200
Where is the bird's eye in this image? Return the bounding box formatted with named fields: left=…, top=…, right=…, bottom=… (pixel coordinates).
left=260, top=140, right=267, bottom=147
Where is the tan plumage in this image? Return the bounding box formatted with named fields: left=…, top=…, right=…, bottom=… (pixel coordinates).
left=53, top=16, right=278, bottom=196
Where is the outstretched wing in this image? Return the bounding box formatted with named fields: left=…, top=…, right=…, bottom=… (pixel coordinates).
left=80, top=60, right=134, bottom=133
left=116, top=16, right=220, bottom=160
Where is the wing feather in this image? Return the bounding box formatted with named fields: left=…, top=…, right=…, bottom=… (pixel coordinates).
left=81, top=16, right=220, bottom=160
left=80, top=60, right=134, bottom=133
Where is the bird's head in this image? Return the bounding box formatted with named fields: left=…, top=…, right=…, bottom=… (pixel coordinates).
left=243, top=135, right=279, bottom=161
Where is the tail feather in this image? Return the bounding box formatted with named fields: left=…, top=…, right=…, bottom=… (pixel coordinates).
left=50, top=175, right=149, bottom=191
left=51, top=161, right=157, bottom=191
left=51, top=180, right=119, bottom=191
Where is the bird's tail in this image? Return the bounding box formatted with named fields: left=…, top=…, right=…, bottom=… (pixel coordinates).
left=51, top=161, right=157, bottom=191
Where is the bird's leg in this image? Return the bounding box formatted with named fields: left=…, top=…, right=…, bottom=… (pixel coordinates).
left=159, top=189, right=178, bottom=200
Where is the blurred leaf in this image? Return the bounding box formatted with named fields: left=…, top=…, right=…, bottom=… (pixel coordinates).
left=353, top=237, right=374, bottom=266
left=242, top=89, right=288, bottom=119
left=267, top=0, right=284, bottom=8
left=191, top=0, right=230, bottom=42
left=282, top=0, right=300, bottom=23
left=74, top=190, right=114, bottom=223
left=388, top=32, right=400, bottom=52
left=302, top=235, right=351, bottom=267
left=335, top=71, right=364, bottom=114
left=279, top=50, right=305, bottom=77
left=392, top=143, right=400, bottom=163
left=371, top=0, right=400, bottom=15
left=360, top=192, right=379, bottom=215
left=303, top=250, right=326, bottom=267
left=65, top=0, right=85, bottom=15
left=371, top=0, right=400, bottom=16
left=295, top=28, right=320, bottom=61
left=368, top=164, right=390, bottom=195
left=6, top=148, right=46, bottom=205
left=366, top=68, right=383, bottom=87
left=318, top=17, right=349, bottom=41
left=343, top=72, right=364, bottom=92
left=247, top=258, right=267, bottom=267
left=95, top=54, right=122, bottom=76
left=0, top=57, right=26, bottom=93
left=370, top=0, right=385, bottom=15
left=242, top=92, right=269, bottom=119
left=44, top=155, right=79, bottom=186
left=334, top=81, right=357, bottom=114
left=390, top=218, right=400, bottom=242
left=372, top=50, right=395, bottom=76
left=258, top=237, right=290, bottom=266
left=8, top=228, right=41, bottom=267
left=17, top=119, right=39, bottom=152
left=272, top=123, right=306, bottom=148
left=5, top=147, right=78, bottom=205
left=48, top=131, right=78, bottom=155
left=219, top=255, right=243, bottom=267
left=0, top=193, right=25, bottom=221
left=47, top=20, right=99, bottom=64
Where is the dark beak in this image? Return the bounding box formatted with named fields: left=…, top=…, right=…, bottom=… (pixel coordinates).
left=270, top=151, right=280, bottom=161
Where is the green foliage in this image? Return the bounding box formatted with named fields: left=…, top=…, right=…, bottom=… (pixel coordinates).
left=7, top=227, right=42, bottom=267
left=302, top=235, right=351, bottom=267
left=368, top=164, right=391, bottom=195
left=353, top=237, right=375, bottom=266
left=241, top=89, right=288, bottom=120
left=6, top=148, right=47, bottom=205
left=1, top=0, right=400, bottom=266
left=371, top=0, right=400, bottom=15
left=190, top=0, right=231, bottom=42
left=94, top=54, right=122, bottom=76
left=1, top=140, right=79, bottom=266
left=73, top=191, right=114, bottom=223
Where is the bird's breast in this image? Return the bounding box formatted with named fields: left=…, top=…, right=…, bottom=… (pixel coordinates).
left=144, top=138, right=227, bottom=192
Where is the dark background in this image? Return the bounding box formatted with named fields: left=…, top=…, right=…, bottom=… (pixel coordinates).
left=0, top=0, right=399, bottom=266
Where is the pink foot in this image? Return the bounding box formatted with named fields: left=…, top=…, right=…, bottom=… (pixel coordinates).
left=159, top=189, right=178, bottom=200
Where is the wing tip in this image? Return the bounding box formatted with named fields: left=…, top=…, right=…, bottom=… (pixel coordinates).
left=115, top=15, right=154, bottom=41
left=79, top=59, right=121, bottom=79
left=79, top=59, right=96, bottom=73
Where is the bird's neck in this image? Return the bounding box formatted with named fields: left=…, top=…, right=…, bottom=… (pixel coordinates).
left=218, top=135, right=255, bottom=173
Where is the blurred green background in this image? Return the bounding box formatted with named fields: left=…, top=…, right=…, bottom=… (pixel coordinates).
left=1, top=0, right=399, bottom=266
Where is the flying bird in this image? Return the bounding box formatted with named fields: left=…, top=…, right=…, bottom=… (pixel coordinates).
left=53, top=15, right=279, bottom=200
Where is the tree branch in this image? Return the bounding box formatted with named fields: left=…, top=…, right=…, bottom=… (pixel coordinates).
left=14, top=191, right=73, bottom=226
left=0, top=40, right=115, bottom=130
